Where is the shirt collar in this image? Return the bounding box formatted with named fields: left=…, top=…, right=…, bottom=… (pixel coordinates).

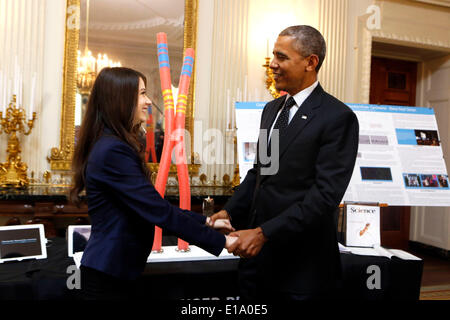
left=286, top=80, right=319, bottom=108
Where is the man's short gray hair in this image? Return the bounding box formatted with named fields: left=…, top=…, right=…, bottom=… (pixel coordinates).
left=279, top=25, right=326, bottom=72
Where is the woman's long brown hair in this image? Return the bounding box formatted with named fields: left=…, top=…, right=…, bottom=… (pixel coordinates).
left=70, top=67, right=151, bottom=205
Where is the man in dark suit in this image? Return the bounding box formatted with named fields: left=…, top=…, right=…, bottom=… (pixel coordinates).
left=210, top=25, right=359, bottom=299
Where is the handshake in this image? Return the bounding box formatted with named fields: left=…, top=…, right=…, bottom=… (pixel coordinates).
left=206, top=210, right=267, bottom=258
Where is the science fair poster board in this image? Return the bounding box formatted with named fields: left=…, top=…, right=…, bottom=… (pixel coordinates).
left=235, top=102, right=450, bottom=206
left=342, top=104, right=450, bottom=206
left=235, top=102, right=265, bottom=182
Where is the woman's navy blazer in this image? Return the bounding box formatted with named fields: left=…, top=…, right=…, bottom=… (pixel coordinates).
left=81, top=130, right=225, bottom=280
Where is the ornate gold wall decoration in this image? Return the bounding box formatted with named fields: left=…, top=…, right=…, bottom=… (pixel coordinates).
left=263, top=57, right=280, bottom=99
left=49, top=0, right=199, bottom=172
left=184, top=0, right=198, bottom=151
left=0, top=96, right=37, bottom=188
left=48, top=0, right=80, bottom=171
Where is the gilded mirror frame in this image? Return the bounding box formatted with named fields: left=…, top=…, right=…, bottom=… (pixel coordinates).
left=49, top=0, right=198, bottom=171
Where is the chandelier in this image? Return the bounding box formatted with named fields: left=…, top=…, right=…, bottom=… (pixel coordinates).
left=77, top=0, right=121, bottom=95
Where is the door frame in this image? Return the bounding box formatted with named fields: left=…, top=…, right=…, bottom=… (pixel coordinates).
left=354, top=12, right=450, bottom=105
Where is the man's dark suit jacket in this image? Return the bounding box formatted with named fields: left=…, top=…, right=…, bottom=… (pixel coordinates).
left=81, top=129, right=225, bottom=280
left=224, top=83, right=359, bottom=295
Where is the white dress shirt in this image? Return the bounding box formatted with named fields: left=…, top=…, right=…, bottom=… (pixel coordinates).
left=268, top=80, right=319, bottom=140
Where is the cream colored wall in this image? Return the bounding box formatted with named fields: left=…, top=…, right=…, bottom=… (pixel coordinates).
left=0, top=0, right=65, bottom=179
left=246, top=0, right=319, bottom=102
left=40, top=0, right=66, bottom=177
left=352, top=0, right=450, bottom=104
left=197, top=0, right=250, bottom=181
left=193, top=0, right=215, bottom=178
left=194, top=0, right=320, bottom=181
left=344, top=0, right=373, bottom=103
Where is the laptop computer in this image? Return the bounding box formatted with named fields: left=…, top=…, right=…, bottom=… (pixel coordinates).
left=0, top=224, right=47, bottom=263
left=67, top=225, right=91, bottom=257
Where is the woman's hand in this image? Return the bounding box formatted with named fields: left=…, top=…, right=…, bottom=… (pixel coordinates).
left=206, top=217, right=235, bottom=234
left=225, top=235, right=238, bottom=250
left=209, top=210, right=230, bottom=224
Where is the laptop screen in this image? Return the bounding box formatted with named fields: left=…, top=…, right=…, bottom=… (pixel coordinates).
left=0, top=224, right=47, bottom=262
left=67, top=225, right=91, bottom=257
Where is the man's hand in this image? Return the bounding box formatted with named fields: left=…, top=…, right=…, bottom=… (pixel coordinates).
left=227, top=227, right=268, bottom=258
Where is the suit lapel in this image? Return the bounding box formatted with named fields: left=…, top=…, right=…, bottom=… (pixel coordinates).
left=259, top=84, right=325, bottom=183
left=280, top=84, right=324, bottom=156
left=261, top=96, right=285, bottom=131
left=255, top=96, right=284, bottom=189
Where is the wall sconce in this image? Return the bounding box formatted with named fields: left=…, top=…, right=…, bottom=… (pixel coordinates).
left=263, top=57, right=281, bottom=99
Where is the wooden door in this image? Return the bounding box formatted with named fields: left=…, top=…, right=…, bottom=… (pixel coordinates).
left=370, top=57, right=417, bottom=106
left=370, top=56, right=418, bottom=249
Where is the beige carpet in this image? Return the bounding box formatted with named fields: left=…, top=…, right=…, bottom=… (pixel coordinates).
left=420, top=284, right=450, bottom=300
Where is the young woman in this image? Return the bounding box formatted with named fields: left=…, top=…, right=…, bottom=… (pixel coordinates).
left=70, top=67, right=235, bottom=300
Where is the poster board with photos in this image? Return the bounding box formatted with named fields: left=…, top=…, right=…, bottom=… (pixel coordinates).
left=342, top=104, right=450, bottom=206
left=235, top=102, right=265, bottom=182
left=234, top=102, right=450, bottom=206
